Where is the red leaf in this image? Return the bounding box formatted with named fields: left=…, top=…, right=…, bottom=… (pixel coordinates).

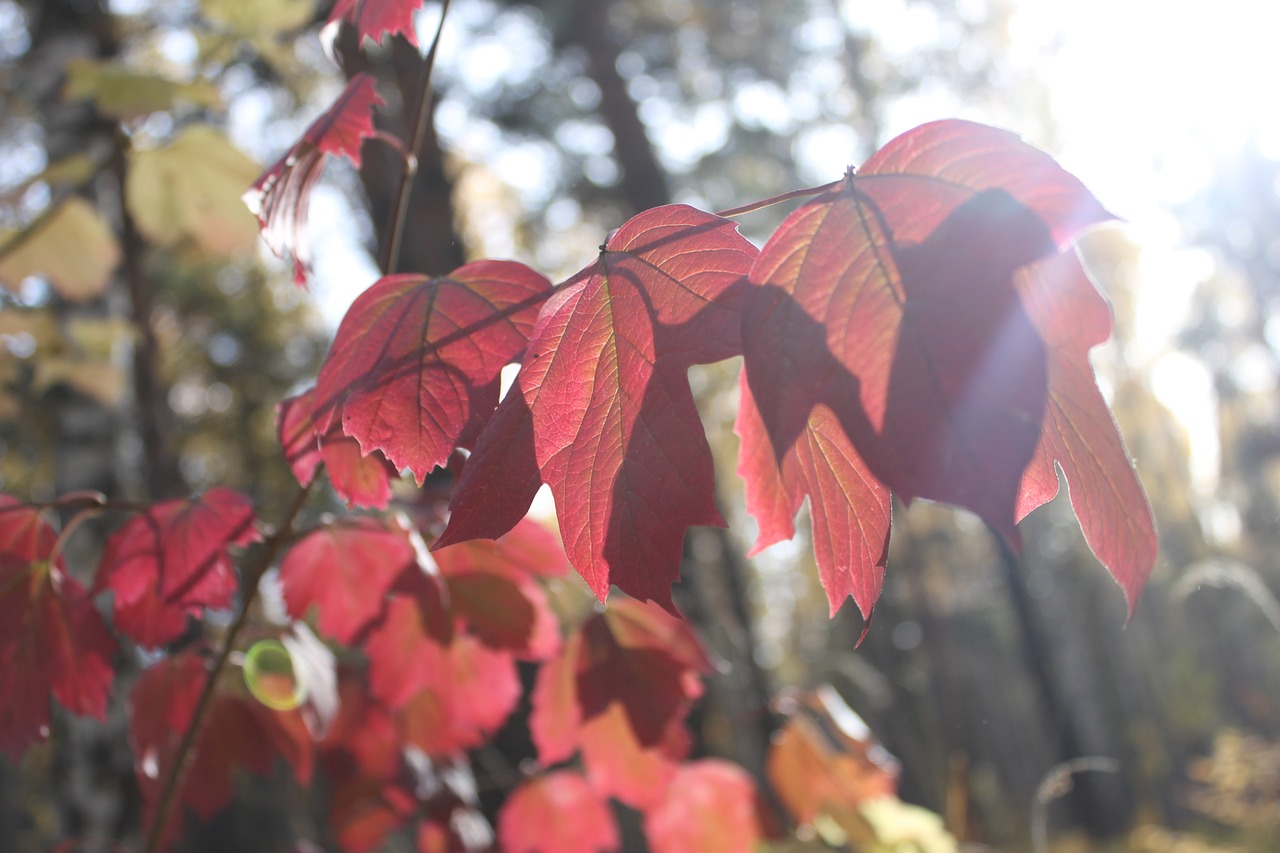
left=396, top=633, right=521, bottom=757
left=314, top=260, right=552, bottom=483
left=130, top=652, right=313, bottom=843
left=327, top=0, right=426, bottom=48
left=278, top=389, right=397, bottom=509
left=279, top=516, right=419, bottom=645
left=1013, top=251, right=1157, bottom=611
left=245, top=74, right=383, bottom=285
left=98, top=488, right=259, bottom=647
left=529, top=630, right=581, bottom=766
left=740, top=120, right=1136, bottom=615
left=433, top=383, right=543, bottom=548
left=434, top=516, right=571, bottom=579
left=364, top=594, right=451, bottom=710
left=579, top=701, right=689, bottom=808
left=498, top=771, right=619, bottom=853
left=736, top=376, right=891, bottom=618
left=432, top=517, right=568, bottom=659
left=444, top=570, right=560, bottom=659
left=0, top=497, right=117, bottom=758
left=643, top=760, right=763, bottom=853
left=452, top=205, right=756, bottom=610
left=530, top=599, right=706, bottom=807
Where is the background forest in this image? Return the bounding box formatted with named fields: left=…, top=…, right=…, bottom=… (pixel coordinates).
left=1, top=0, right=1278, bottom=851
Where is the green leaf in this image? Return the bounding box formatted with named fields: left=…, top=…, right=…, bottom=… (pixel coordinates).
left=127, top=126, right=261, bottom=257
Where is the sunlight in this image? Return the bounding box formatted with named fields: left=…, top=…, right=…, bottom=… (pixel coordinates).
left=1010, top=0, right=1277, bottom=491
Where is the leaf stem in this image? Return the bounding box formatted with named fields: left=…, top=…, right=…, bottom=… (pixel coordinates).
left=713, top=179, right=841, bottom=219
left=141, top=477, right=316, bottom=853
left=379, top=0, right=452, bottom=276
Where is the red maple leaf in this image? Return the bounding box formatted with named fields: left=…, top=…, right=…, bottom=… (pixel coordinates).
left=278, top=389, right=398, bottom=509
left=245, top=73, right=384, bottom=285
left=279, top=515, right=424, bottom=645
left=0, top=496, right=117, bottom=758
left=739, top=119, right=1150, bottom=615
left=314, top=260, right=552, bottom=483
left=97, top=488, right=259, bottom=647
left=530, top=598, right=708, bottom=807
left=643, top=760, right=763, bottom=853
left=327, top=0, right=426, bottom=48
left=442, top=205, right=757, bottom=610
left=130, top=651, right=313, bottom=844
left=1013, top=250, right=1157, bottom=610
left=497, top=771, right=619, bottom=853
left=736, top=374, right=891, bottom=618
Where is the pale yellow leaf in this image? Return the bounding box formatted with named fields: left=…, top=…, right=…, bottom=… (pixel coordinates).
left=63, top=59, right=220, bottom=119
left=33, top=358, right=127, bottom=408
left=127, top=125, right=262, bottom=257
left=0, top=198, right=121, bottom=301
left=201, top=0, right=313, bottom=34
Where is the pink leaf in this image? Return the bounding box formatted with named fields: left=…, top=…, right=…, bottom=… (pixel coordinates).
left=245, top=74, right=384, bottom=285
left=279, top=516, right=419, bottom=644
left=327, top=0, right=428, bottom=48
left=498, top=771, right=619, bottom=853
left=643, top=760, right=763, bottom=853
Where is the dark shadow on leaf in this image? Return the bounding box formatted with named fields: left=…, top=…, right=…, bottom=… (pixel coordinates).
left=744, top=188, right=1057, bottom=547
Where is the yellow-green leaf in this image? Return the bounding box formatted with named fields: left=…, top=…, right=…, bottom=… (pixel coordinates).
left=201, top=0, right=313, bottom=34
left=126, top=125, right=261, bottom=257
left=63, top=59, right=220, bottom=120
left=0, top=198, right=121, bottom=301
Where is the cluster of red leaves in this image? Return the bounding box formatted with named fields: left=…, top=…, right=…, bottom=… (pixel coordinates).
left=283, top=120, right=1153, bottom=626
left=0, top=39, right=1161, bottom=851
left=0, top=497, right=116, bottom=758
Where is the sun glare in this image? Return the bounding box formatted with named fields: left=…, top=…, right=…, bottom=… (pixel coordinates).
left=1011, top=0, right=1275, bottom=492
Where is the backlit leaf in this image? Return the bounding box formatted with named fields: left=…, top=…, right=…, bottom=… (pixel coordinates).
left=245, top=74, right=383, bottom=285
left=0, top=496, right=117, bottom=758
left=1012, top=250, right=1158, bottom=611
left=98, top=487, right=260, bottom=647
left=740, top=119, right=1147, bottom=615
left=327, top=0, right=429, bottom=47
left=498, top=771, right=619, bottom=853
left=279, top=515, right=419, bottom=644
left=643, top=760, right=763, bottom=853
left=314, top=260, right=551, bottom=482
left=767, top=685, right=899, bottom=827
left=278, top=388, right=397, bottom=509
left=448, top=205, right=756, bottom=610
left=529, top=599, right=707, bottom=807
left=396, top=633, right=521, bottom=758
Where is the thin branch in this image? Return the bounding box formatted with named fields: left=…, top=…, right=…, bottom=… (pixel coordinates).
left=379, top=0, right=453, bottom=275
left=141, top=477, right=316, bottom=853
left=714, top=180, right=841, bottom=219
